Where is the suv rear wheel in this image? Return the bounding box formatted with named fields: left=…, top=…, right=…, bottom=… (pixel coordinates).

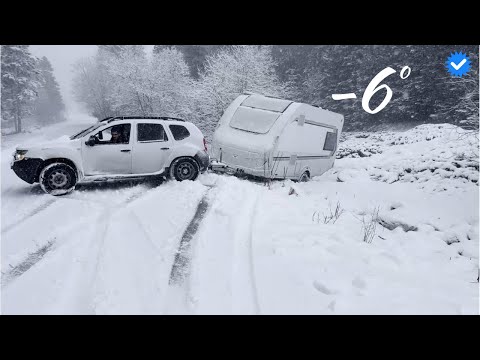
left=39, top=163, right=77, bottom=196
left=169, top=157, right=200, bottom=181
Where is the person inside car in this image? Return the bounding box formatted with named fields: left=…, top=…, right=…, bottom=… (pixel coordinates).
left=110, top=126, right=124, bottom=144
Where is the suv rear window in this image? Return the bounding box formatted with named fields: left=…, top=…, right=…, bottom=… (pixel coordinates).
left=137, top=123, right=168, bottom=142
left=169, top=125, right=190, bottom=141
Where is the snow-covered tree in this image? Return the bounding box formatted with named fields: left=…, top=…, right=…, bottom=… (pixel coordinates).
left=147, top=47, right=195, bottom=117
left=33, top=56, right=65, bottom=124
left=72, top=56, right=114, bottom=119
left=1, top=45, right=40, bottom=133
left=153, top=45, right=176, bottom=53
left=194, top=45, right=291, bottom=139
left=103, top=46, right=194, bottom=117
left=98, top=45, right=144, bottom=59
left=275, top=45, right=479, bottom=131
left=72, top=46, right=140, bottom=119
left=102, top=45, right=151, bottom=115
left=438, top=50, right=479, bottom=131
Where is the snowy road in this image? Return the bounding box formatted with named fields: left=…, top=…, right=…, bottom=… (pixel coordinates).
left=1, top=121, right=478, bottom=314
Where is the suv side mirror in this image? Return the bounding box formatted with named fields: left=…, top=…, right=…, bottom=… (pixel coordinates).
left=85, top=135, right=96, bottom=146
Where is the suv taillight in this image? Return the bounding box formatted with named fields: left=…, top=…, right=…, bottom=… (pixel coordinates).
left=203, top=138, right=208, bottom=152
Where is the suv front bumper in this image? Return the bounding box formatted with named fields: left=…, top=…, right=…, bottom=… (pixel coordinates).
left=11, top=158, right=43, bottom=184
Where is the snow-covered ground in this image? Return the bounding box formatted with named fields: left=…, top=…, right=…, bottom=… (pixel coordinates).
left=1, top=120, right=478, bottom=314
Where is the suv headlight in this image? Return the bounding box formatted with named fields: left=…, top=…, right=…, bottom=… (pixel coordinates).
left=14, top=150, right=28, bottom=161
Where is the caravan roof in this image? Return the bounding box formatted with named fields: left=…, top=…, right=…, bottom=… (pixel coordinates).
left=241, top=95, right=293, bottom=113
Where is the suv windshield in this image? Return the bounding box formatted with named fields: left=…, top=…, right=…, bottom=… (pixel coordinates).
left=70, top=123, right=103, bottom=140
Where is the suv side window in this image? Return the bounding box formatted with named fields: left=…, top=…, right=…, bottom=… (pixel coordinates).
left=95, top=124, right=131, bottom=145
left=169, top=125, right=190, bottom=141
left=137, top=123, right=168, bottom=142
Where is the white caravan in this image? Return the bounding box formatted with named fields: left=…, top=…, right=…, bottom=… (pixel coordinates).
left=210, top=94, right=344, bottom=182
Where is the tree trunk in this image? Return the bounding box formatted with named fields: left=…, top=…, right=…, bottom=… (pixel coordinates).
left=16, top=106, right=22, bottom=133
left=14, top=113, right=19, bottom=133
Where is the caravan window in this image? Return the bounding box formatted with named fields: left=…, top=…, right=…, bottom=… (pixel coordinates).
left=229, top=106, right=281, bottom=134
left=323, top=131, right=337, bottom=151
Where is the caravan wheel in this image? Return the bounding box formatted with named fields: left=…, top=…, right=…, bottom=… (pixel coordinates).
left=298, top=171, right=310, bottom=182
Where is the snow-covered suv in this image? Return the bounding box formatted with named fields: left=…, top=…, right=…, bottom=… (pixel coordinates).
left=11, top=117, right=210, bottom=195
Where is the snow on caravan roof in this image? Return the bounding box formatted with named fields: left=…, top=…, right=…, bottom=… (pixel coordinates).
left=241, top=95, right=292, bottom=113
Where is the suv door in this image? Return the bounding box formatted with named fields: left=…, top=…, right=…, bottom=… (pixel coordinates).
left=82, top=123, right=132, bottom=175
left=132, top=122, right=172, bottom=174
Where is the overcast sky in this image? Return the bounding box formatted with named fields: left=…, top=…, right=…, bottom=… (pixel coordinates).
left=30, top=45, right=155, bottom=116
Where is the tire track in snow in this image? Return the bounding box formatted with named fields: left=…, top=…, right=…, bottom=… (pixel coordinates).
left=169, top=194, right=211, bottom=286
left=164, top=186, right=214, bottom=315
left=1, top=182, right=151, bottom=235
left=1, top=240, right=55, bottom=286
left=181, top=180, right=262, bottom=315
left=246, top=194, right=261, bottom=315
left=1, top=185, right=154, bottom=288
left=89, top=204, right=115, bottom=314
left=1, top=198, right=56, bottom=234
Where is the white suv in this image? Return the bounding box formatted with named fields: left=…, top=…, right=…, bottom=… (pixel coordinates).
left=11, top=117, right=210, bottom=195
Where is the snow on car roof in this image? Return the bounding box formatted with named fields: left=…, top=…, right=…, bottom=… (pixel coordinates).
left=241, top=95, right=292, bottom=113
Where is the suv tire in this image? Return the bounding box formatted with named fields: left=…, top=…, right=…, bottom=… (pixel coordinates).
left=39, top=163, right=77, bottom=196
left=169, top=157, right=200, bottom=182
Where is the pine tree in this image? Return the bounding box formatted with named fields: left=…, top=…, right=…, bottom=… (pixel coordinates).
left=175, top=45, right=227, bottom=79
left=271, top=45, right=313, bottom=101
left=1, top=45, right=40, bottom=133
left=276, top=45, right=478, bottom=131
left=34, top=56, right=65, bottom=124
left=153, top=45, right=176, bottom=53
left=97, top=45, right=139, bottom=58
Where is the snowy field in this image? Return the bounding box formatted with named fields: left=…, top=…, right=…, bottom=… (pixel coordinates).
left=1, top=119, right=478, bottom=314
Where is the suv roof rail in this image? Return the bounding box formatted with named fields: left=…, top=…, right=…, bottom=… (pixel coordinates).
left=100, top=116, right=115, bottom=122
left=102, top=116, right=186, bottom=123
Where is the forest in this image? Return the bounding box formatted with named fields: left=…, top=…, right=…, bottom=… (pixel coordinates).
left=1, top=45, right=478, bottom=140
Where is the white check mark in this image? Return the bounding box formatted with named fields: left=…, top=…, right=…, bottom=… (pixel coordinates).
left=451, top=59, right=467, bottom=71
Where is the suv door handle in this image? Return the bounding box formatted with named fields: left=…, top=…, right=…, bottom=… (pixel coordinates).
left=121, top=149, right=131, bottom=153
left=161, top=147, right=170, bottom=150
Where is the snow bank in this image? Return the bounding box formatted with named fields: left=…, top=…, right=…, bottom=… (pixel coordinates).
left=2, top=122, right=478, bottom=314
left=252, top=177, right=478, bottom=314
left=336, top=124, right=478, bottom=192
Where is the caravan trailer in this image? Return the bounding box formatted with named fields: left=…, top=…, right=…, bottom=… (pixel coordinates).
left=210, top=93, right=344, bottom=182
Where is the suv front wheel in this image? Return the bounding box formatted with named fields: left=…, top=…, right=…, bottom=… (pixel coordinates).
left=169, top=157, right=200, bottom=182
left=39, top=163, right=77, bottom=196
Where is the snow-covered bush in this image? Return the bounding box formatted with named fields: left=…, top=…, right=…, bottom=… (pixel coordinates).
left=334, top=124, right=479, bottom=191
left=361, top=207, right=380, bottom=243
left=313, top=201, right=345, bottom=225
